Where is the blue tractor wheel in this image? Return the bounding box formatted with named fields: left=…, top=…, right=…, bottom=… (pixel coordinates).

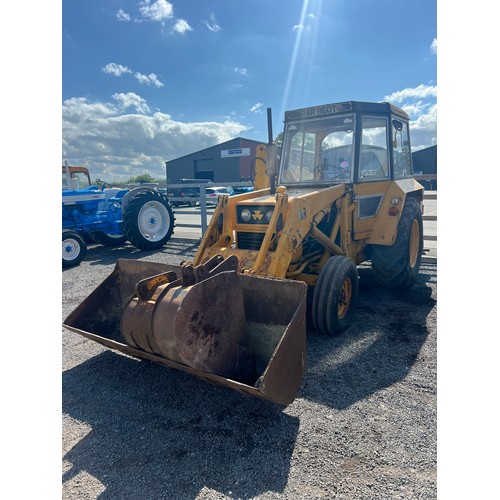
left=62, top=231, right=87, bottom=267
left=123, top=191, right=175, bottom=251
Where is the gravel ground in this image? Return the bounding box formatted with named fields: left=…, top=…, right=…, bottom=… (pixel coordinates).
left=62, top=238, right=437, bottom=499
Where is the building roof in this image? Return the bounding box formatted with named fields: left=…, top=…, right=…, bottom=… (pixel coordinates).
left=167, top=137, right=264, bottom=163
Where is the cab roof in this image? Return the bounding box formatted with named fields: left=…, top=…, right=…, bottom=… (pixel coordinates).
left=284, top=101, right=409, bottom=122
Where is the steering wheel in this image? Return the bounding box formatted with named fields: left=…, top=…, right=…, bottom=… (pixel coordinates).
left=322, top=163, right=345, bottom=180
left=96, top=180, right=112, bottom=190
left=313, top=166, right=323, bottom=180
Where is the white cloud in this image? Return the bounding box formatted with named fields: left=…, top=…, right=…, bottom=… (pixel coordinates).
left=385, top=84, right=437, bottom=103
left=385, top=84, right=437, bottom=150
left=234, top=67, right=248, bottom=76
left=112, top=92, right=151, bottom=114
left=204, top=13, right=221, bottom=32
left=139, top=0, right=174, bottom=22
left=293, top=13, right=315, bottom=31
left=250, top=103, right=263, bottom=113
left=134, top=72, right=164, bottom=87
left=62, top=96, right=248, bottom=180
left=116, top=9, right=131, bottom=22
left=430, top=38, right=437, bottom=55
left=407, top=103, right=437, bottom=150
left=103, top=63, right=164, bottom=87
left=400, top=100, right=428, bottom=117
left=172, top=19, right=192, bottom=34
left=102, top=63, right=132, bottom=76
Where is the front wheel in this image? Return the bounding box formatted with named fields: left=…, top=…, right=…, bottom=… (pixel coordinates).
left=312, top=255, right=359, bottom=336
left=123, top=191, right=175, bottom=251
left=62, top=231, right=87, bottom=267
left=370, top=197, right=423, bottom=289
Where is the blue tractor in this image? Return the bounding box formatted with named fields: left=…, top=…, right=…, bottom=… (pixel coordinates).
left=62, top=164, right=175, bottom=267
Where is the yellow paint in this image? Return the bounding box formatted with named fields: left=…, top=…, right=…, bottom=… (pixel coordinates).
left=195, top=144, right=424, bottom=284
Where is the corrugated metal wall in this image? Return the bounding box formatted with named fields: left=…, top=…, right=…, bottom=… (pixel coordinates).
left=412, top=145, right=437, bottom=190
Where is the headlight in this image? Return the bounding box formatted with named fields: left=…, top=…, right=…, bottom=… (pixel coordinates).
left=237, top=205, right=275, bottom=224
left=241, top=209, right=252, bottom=222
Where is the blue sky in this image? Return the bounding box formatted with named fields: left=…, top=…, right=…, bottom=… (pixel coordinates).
left=62, top=0, right=437, bottom=181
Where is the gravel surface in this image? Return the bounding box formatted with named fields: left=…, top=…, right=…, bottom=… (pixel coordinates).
left=62, top=238, right=437, bottom=499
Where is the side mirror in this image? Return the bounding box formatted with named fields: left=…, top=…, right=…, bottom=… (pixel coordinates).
left=392, top=119, right=403, bottom=131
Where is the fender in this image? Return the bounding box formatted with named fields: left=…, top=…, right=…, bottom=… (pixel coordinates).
left=365, top=179, right=423, bottom=245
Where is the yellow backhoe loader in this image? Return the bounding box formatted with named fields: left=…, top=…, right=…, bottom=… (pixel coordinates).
left=64, top=100, right=424, bottom=405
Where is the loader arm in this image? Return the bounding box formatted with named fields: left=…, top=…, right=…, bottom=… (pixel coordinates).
left=194, top=182, right=350, bottom=282
left=266, top=184, right=348, bottom=278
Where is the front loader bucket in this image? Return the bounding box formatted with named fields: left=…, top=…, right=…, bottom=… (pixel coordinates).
left=63, top=258, right=307, bottom=405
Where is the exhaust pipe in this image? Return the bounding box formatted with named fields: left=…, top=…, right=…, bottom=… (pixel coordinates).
left=267, top=107, right=277, bottom=195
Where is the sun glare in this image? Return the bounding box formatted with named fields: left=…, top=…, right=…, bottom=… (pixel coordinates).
left=280, top=0, right=323, bottom=118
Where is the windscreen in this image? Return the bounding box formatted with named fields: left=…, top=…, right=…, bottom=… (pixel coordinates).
left=279, top=114, right=355, bottom=185
left=62, top=171, right=91, bottom=190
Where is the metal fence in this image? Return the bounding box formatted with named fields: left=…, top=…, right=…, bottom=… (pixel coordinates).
left=169, top=176, right=437, bottom=251
left=417, top=174, right=437, bottom=246
left=166, top=181, right=254, bottom=235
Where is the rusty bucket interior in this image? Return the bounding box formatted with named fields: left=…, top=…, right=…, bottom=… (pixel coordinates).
left=63, top=258, right=307, bottom=405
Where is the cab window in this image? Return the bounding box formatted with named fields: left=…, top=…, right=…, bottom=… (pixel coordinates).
left=62, top=172, right=91, bottom=190
left=319, top=129, right=353, bottom=182
left=280, top=114, right=355, bottom=185
left=359, top=116, right=389, bottom=181
left=283, top=130, right=316, bottom=182
left=393, top=119, right=413, bottom=178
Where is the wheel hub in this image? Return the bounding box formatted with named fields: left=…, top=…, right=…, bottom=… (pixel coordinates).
left=63, top=238, right=80, bottom=260
left=138, top=201, right=170, bottom=241
left=338, top=278, right=352, bottom=319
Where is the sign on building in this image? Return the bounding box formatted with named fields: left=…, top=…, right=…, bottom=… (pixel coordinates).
left=221, top=148, right=250, bottom=158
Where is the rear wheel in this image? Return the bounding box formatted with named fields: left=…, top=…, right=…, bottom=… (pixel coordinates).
left=370, top=197, right=423, bottom=289
left=92, top=231, right=128, bottom=247
left=123, top=191, right=175, bottom=251
left=62, top=231, right=87, bottom=267
left=312, top=255, right=359, bottom=336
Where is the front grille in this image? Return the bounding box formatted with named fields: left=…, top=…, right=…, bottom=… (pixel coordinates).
left=237, top=232, right=266, bottom=250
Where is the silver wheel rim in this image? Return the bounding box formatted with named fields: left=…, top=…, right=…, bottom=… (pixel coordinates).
left=137, top=201, right=170, bottom=241
left=63, top=237, right=81, bottom=261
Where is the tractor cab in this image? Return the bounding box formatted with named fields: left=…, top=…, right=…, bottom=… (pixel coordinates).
left=278, top=101, right=413, bottom=187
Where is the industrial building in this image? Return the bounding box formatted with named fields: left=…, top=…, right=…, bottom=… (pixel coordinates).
left=412, top=145, right=437, bottom=190
left=165, top=137, right=264, bottom=184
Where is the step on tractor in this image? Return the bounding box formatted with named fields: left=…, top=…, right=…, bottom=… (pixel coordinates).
left=62, top=165, right=175, bottom=267
left=64, top=101, right=424, bottom=405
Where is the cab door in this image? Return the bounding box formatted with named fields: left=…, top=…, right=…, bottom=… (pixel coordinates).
left=353, top=115, right=391, bottom=240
